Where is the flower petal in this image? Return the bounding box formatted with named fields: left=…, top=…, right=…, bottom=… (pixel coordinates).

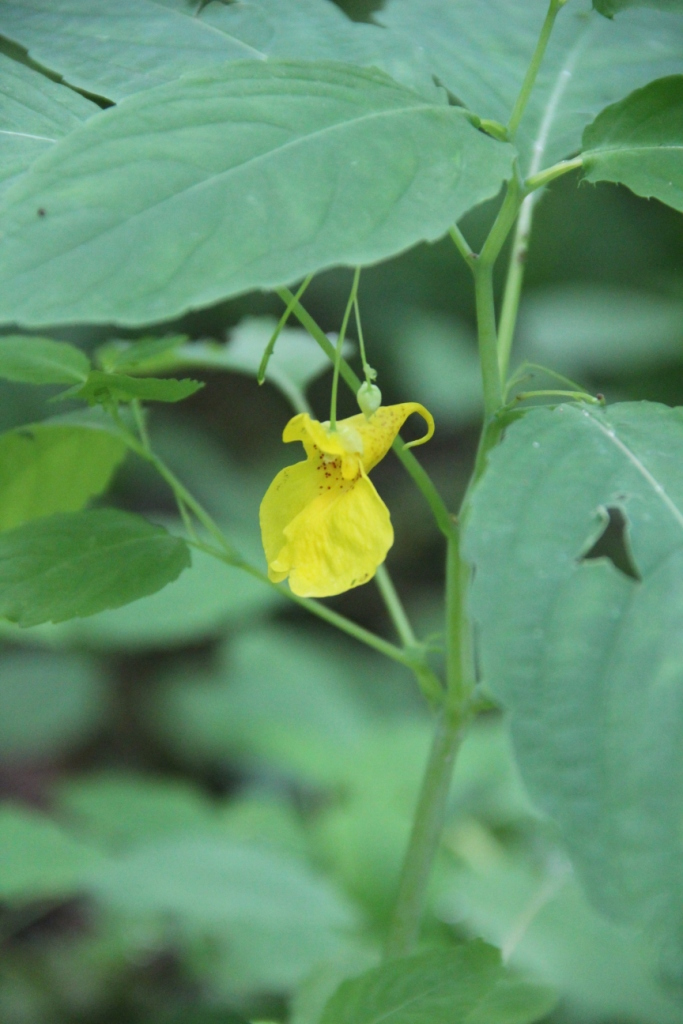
left=259, top=459, right=321, bottom=582
left=277, top=475, right=394, bottom=598
left=339, top=403, right=435, bottom=473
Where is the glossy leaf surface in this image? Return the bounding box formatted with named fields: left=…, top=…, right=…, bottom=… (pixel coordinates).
left=0, top=61, right=513, bottom=328
left=0, top=508, right=190, bottom=626
left=463, top=402, right=683, bottom=950
left=583, top=76, right=683, bottom=213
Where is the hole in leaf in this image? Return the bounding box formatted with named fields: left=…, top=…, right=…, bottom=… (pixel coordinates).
left=581, top=506, right=640, bottom=581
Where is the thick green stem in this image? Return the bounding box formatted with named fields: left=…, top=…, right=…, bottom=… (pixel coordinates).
left=385, top=706, right=465, bottom=958
left=473, top=264, right=503, bottom=420
left=277, top=288, right=456, bottom=541
left=506, top=0, right=568, bottom=139
left=445, top=532, right=475, bottom=716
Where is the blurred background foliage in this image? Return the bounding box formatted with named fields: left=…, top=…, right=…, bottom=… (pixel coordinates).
left=2, top=5, right=683, bottom=1020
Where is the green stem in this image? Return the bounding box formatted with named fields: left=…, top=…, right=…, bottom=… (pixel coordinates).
left=277, top=288, right=456, bottom=541
left=445, top=531, right=475, bottom=716
left=506, top=0, right=568, bottom=139
left=385, top=706, right=465, bottom=958
left=497, top=194, right=534, bottom=382
left=449, top=224, right=476, bottom=264
left=525, top=155, right=582, bottom=193
left=258, top=274, right=312, bottom=384
left=473, top=264, right=503, bottom=420
left=330, top=267, right=360, bottom=430
left=375, top=563, right=415, bottom=648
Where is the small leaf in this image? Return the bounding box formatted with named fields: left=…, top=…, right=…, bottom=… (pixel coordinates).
left=0, top=508, right=191, bottom=626
left=0, top=417, right=126, bottom=531
left=320, top=942, right=555, bottom=1024
left=67, top=370, right=204, bottom=405
left=23, top=542, right=282, bottom=652
left=0, top=61, right=514, bottom=328
left=582, top=76, right=683, bottom=213
left=0, top=335, right=90, bottom=384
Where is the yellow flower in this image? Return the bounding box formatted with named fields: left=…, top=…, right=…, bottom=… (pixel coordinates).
left=260, top=403, right=434, bottom=598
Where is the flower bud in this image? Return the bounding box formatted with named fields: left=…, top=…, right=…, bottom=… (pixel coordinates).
left=357, top=381, right=382, bottom=419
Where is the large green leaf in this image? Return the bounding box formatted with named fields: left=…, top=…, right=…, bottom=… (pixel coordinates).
left=582, top=76, right=683, bottom=213
left=0, top=0, right=432, bottom=103
left=0, top=334, right=89, bottom=384
left=463, top=402, right=683, bottom=954
left=0, top=508, right=190, bottom=626
left=377, top=0, right=683, bottom=174
left=0, top=417, right=126, bottom=531
left=320, top=942, right=554, bottom=1024
left=0, top=51, right=97, bottom=198
left=0, top=61, right=513, bottom=328
left=85, top=835, right=359, bottom=991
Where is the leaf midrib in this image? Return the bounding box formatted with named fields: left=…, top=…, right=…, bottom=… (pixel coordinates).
left=586, top=142, right=683, bottom=158
left=582, top=407, right=683, bottom=532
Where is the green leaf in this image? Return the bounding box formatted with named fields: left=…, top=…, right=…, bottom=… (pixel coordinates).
left=0, top=61, right=514, bottom=328
left=463, top=401, right=683, bottom=952
left=85, top=835, right=359, bottom=991
left=320, top=942, right=554, bottom=1024
left=0, top=334, right=89, bottom=384
left=518, top=284, right=683, bottom=377
left=0, top=0, right=433, bottom=103
left=440, top=844, right=683, bottom=1024
left=0, top=417, right=126, bottom=531
left=594, top=0, right=683, bottom=14
left=0, top=51, right=97, bottom=199
left=14, top=541, right=282, bottom=651
left=377, top=0, right=683, bottom=173
left=582, top=76, right=683, bottom=213
left=66, top=369, right=204, bottom=405
left=0, top=804, right=103, bottom=902
left=0, top=508, right=190, bottom=626
left=0, top=650, right=106, bottom=757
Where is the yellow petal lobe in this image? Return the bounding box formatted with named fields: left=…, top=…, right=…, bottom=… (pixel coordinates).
left=260, top=403, right=433, bottom=597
